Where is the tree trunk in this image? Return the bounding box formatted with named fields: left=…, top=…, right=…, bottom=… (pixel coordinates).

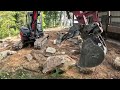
left=8, top=25, right=11, bottom=37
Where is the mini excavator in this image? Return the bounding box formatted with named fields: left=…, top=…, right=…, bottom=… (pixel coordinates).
left=56, top=11, right=107, bottom=68
left=13, top=11, right=107, bottom=68
left=13, top=11, right=49, bottom=50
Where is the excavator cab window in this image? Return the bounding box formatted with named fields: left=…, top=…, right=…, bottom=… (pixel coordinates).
left=26, top=11, right=41, bottom=30
left=26, top=12, right=32, bottom=30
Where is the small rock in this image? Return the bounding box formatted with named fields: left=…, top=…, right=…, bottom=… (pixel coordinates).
left=42, top=55, right=76, bottom=74
left=0, top=42, right=9, bottom=48
left=113, top=57, right=120, bottom=70
left=31, top=50, right=47, bottom=66
left=46, top=47, right=56, bottom=54
left=0, top=50, right=10, bottom=60
left=0, top=50, right=17, bottom=60
left=53, top=40, right=57, bottom=45
left=8, top=51, right=17, bottom=55
left=3, top=43, right=9, bottom=48
left=71, top=50, right=80, bottom=54
left=61, top=52, right=65, bottom=55
left=79, top=67, right=95, bottom=74
left=56, top=51, right=65, bottom=55
left=25, top=54, right=33, bottom=61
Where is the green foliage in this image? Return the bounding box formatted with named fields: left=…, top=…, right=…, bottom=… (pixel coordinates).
left=0, top=11, right=62, bottom=39
left=0, top=11, right=26, bottom=39
left=44, top=11, right=61, bottom=28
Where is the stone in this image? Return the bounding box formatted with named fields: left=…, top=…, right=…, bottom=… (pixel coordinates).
left=0, top=50, right=9, bottom=60
left=61, top=52, right=65, bottom=55
left=8, top=51, right=17, bottom=55
left=0, top=50, right=17, bottom=60
left=113, top=57, right=120, bottom=70
left=31, top=50, right=47, bottom=66
left=53, top=40, right=57, bottom=45
left=22, top=60, right=40, bottom=72
left=46, top=47, right=56, bottom=54
left=3, top=43, right=9, bottom=48
left=71, top=50, right=80, bottom=54
left=42, top=55, right=76, bottom=74
left=25, top=54, right=33, bottom=61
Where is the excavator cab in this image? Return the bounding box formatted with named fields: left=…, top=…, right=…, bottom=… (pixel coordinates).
left=26, top=11, right=41, bottom=30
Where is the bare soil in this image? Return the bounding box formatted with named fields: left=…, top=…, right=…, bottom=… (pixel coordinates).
left=0, top=27, right=120, bottom=79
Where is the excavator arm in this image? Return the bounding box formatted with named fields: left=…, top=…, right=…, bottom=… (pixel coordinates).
left=56, top=11, right=107, bottom=68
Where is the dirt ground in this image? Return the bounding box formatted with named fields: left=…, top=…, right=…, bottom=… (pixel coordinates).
left=0, top=27, right=120, bottom=79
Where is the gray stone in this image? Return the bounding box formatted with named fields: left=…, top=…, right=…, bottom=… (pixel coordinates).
left=0, top=50, right=9, bottom=60
left=42, top=55, right=76, bottom=74
left=8, top=51, right=17, bottom=55
left=25, top=54, right=33, bottom=61
left=61, top=52, right=65, bottom=55
left=46, top=47, right=56, bottom=54
left=0, top=50, right=17, bottom=60
left=31, top=50, right=47, bottom=66
left=0, top=42, right=9, bottom=48
left=22, top=60, right=40, bottom=72
left=113, top=57, right=120, bottom=70
left=53, top=40, right=57, bottom=45
left=71, top=50, right=80, bottom=54
left=3, top=43, right=9, bottom=48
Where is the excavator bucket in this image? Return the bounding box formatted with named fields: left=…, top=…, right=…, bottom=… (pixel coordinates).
left=77, top=36, right=106, bottom=68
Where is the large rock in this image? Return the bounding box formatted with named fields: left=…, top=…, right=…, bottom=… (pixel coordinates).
left=42, top=55, right=76, bottom=74
left=31, top=50, right=47, bottom=66
left=46, top=47, right=56, bottom=54
left=22, top=60, right=40, bottom=72
left=113, top=57, right=120, bottom=70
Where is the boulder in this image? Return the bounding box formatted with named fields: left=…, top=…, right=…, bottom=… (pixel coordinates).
left=42, top=55, right=76, bottom=74
left=31, top=50, right=47, bottom=66
left=22, top=60, right=40, bottom=72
